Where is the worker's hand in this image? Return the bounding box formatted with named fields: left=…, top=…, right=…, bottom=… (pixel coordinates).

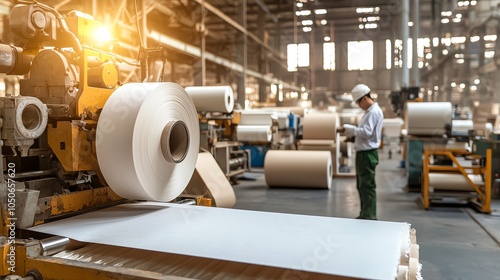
left=343, top=124, right=357, bottom=137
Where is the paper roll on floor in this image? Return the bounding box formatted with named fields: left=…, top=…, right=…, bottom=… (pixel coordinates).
left=184, top=85, right=234, bottom=113
left=303, top=113, right=338, bottom=140
left=264, top=150, right=332, bottom=189
left=96, top=82, right=200, bottom=202
left=236, top=125, right=272, bottom=142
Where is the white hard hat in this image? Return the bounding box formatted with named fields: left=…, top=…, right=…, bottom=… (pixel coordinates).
left=351, top=84, right=371, bottom=102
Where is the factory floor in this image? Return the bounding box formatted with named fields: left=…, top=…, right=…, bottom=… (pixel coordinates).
left=232, top=146, right=500, bottom=280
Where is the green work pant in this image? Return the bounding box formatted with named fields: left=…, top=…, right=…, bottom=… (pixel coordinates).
left=355, top=149, right=379, bottom=220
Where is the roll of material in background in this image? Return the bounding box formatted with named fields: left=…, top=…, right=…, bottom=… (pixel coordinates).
left=264, top=150, right=332, bottom=189
left=428, top=173, right=483, bottom=191
left=184, top=86, right=234, bottom=113
left=237, top=110, right=275, bottom=126
left=340, top=141, right=352, bottom=157
left=405, top=102, right=452, bottom=136
left=96, top=82, right=200, bottom=202
left=451, top=120, right=473, bottom=136
left=383, top=118, right=404, bottom=139
left=302, top=113, right=338, bottom=140
left=236, top=125, right=272, bottom=142
left=297, top=139, right=336, bottom=148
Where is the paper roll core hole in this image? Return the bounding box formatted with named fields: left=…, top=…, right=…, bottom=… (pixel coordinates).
left=161, top=120, right=190, bottom=163
left=22, top=104, right=42, bottom=131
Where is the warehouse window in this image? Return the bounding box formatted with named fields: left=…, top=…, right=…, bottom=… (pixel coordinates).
left=287, top=43, right=310, bottom=72
left=323, top=42, right=335, bottom=70
left=386, top=39, right=429, bottom=69
left=386, top=39, right=392, bottom=69
left=347, top=40, right=373, bottom=70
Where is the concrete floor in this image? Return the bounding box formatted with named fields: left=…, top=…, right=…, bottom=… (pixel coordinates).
left=232, top=147, right=500, bottom=280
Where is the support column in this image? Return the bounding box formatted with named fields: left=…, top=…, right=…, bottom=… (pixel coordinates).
left=258, top=7, right=267, bottom=103
left=390, top=16, right=399, bottom=92
left=410, top=0, right=420, bottom=87
left=235, top=0, right=247, bottom=107
left=194, top=4, right=206, bottom=86
left=400, top=0, right=410, bottom=88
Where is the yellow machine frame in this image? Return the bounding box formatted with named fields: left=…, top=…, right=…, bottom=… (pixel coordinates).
left=421, top=148, right=492, bottom=213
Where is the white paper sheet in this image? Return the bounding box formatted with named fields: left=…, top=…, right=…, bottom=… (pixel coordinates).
left=31, top=202, right=409, bottom=280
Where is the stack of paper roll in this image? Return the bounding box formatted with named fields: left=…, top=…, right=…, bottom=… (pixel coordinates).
left=96, top=82, right=200, bottom=202
left=405, top=102, right=452, bottom=136
left=235, top=110, right=274, bottom=143
left=428, top=173, right=482, bottom=191
left=297, top=113, right=339, bottom=176
left=264, top=150, right=332, bottom=189
left=184, top=86, right=234, bottom=113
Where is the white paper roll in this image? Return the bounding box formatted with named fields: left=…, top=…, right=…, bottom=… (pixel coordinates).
left=236, top=125, right=272, bottom=142
left=237, top=110, right=275, bottom=126
left=96, top=82, right=200, bottom=201
left=264, top=150, right=332, bottom=189
left=184, top=85, right=234, bottom=113
left=451, top=120, right=473, bottom=136
left=303, top=113, right=338, bottom=140
left=405, top=102, right=452, bottom=136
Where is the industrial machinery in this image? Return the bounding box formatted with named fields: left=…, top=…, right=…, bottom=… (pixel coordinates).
left=198, top=110, right=250, bottom=183
left=0, top=2, right=127, bottom=230
left=0, top=3, right=236, bottom=278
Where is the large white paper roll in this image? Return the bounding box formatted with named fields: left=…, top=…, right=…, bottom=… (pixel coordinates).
left=236, top=125, right=272, bottom=142
left=303, top=113, right=338, bottom=140
left=96, top=82, right=200, bottom=201
left=184, top=85, right=234, bottom=113
left=405, top=102, right=452, bottom=136
left=264, top=150, right=332, bottom=189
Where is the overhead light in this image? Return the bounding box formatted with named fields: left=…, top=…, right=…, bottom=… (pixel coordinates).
left=434, top=86, right=439, bottom=90
left=297, top=2, right=303, bottom=8
left=471, top=0, right=477, bottom=5
left=474, top=78, right=480, bottom=84
left=324, top=36, right=330, bottom=41
left=456, top=13, right=462, bottom=19
left=441, top=18, right=450, bottom=24
left=452, top=18, right=461, bottom=23
left=451, top=82, right=457, bottom=87
left=320, top=19, right=327, bottom=25
left=456, top=59, right=465, bottom=64
left=442, top=49, right=449, bottom=55
left=365, top=23, right=377, bottom=29
left=296, top=10, right=311, bottom=16
left=301, top=20, right=313, bottom=26
left=441, top=11, right=452, bottom=17
left=425, top=53, right=432, bottom=59
left=408, top=21, right=414, bottom=27
left=315, top=9, right=327, bottom=15
left=356, top=7, right=379, bottom=14
left=358, top=24, right=364, bottom=30
left=484, top=35, right=497, bottom=41
left=471, top=85, right=477, bottom=90
left=455, top=53, right=464, bottom=58
left=460, top=83, right=466, bottom=88
left=367, top=16, right=380, bottom=22
left=470, top=36, right=480, bottom=42
left=303, top=27, right=312, bottom=32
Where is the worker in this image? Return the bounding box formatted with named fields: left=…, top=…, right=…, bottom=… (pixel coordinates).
left=342, top=84, right=384, bottom=220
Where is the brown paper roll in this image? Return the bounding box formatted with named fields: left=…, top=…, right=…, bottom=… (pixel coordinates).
left=428, top=173, right=482, bottom=191
left=303, top=113, right=338, bottom=140
left=264, top=150, right=332, bottom=189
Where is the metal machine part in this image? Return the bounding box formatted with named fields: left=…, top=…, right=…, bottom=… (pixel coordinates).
left=0, top=96, right=48, bottom=156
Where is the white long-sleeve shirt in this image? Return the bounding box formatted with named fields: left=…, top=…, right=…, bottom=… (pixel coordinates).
left=352, top=102, right=384, bottom=151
